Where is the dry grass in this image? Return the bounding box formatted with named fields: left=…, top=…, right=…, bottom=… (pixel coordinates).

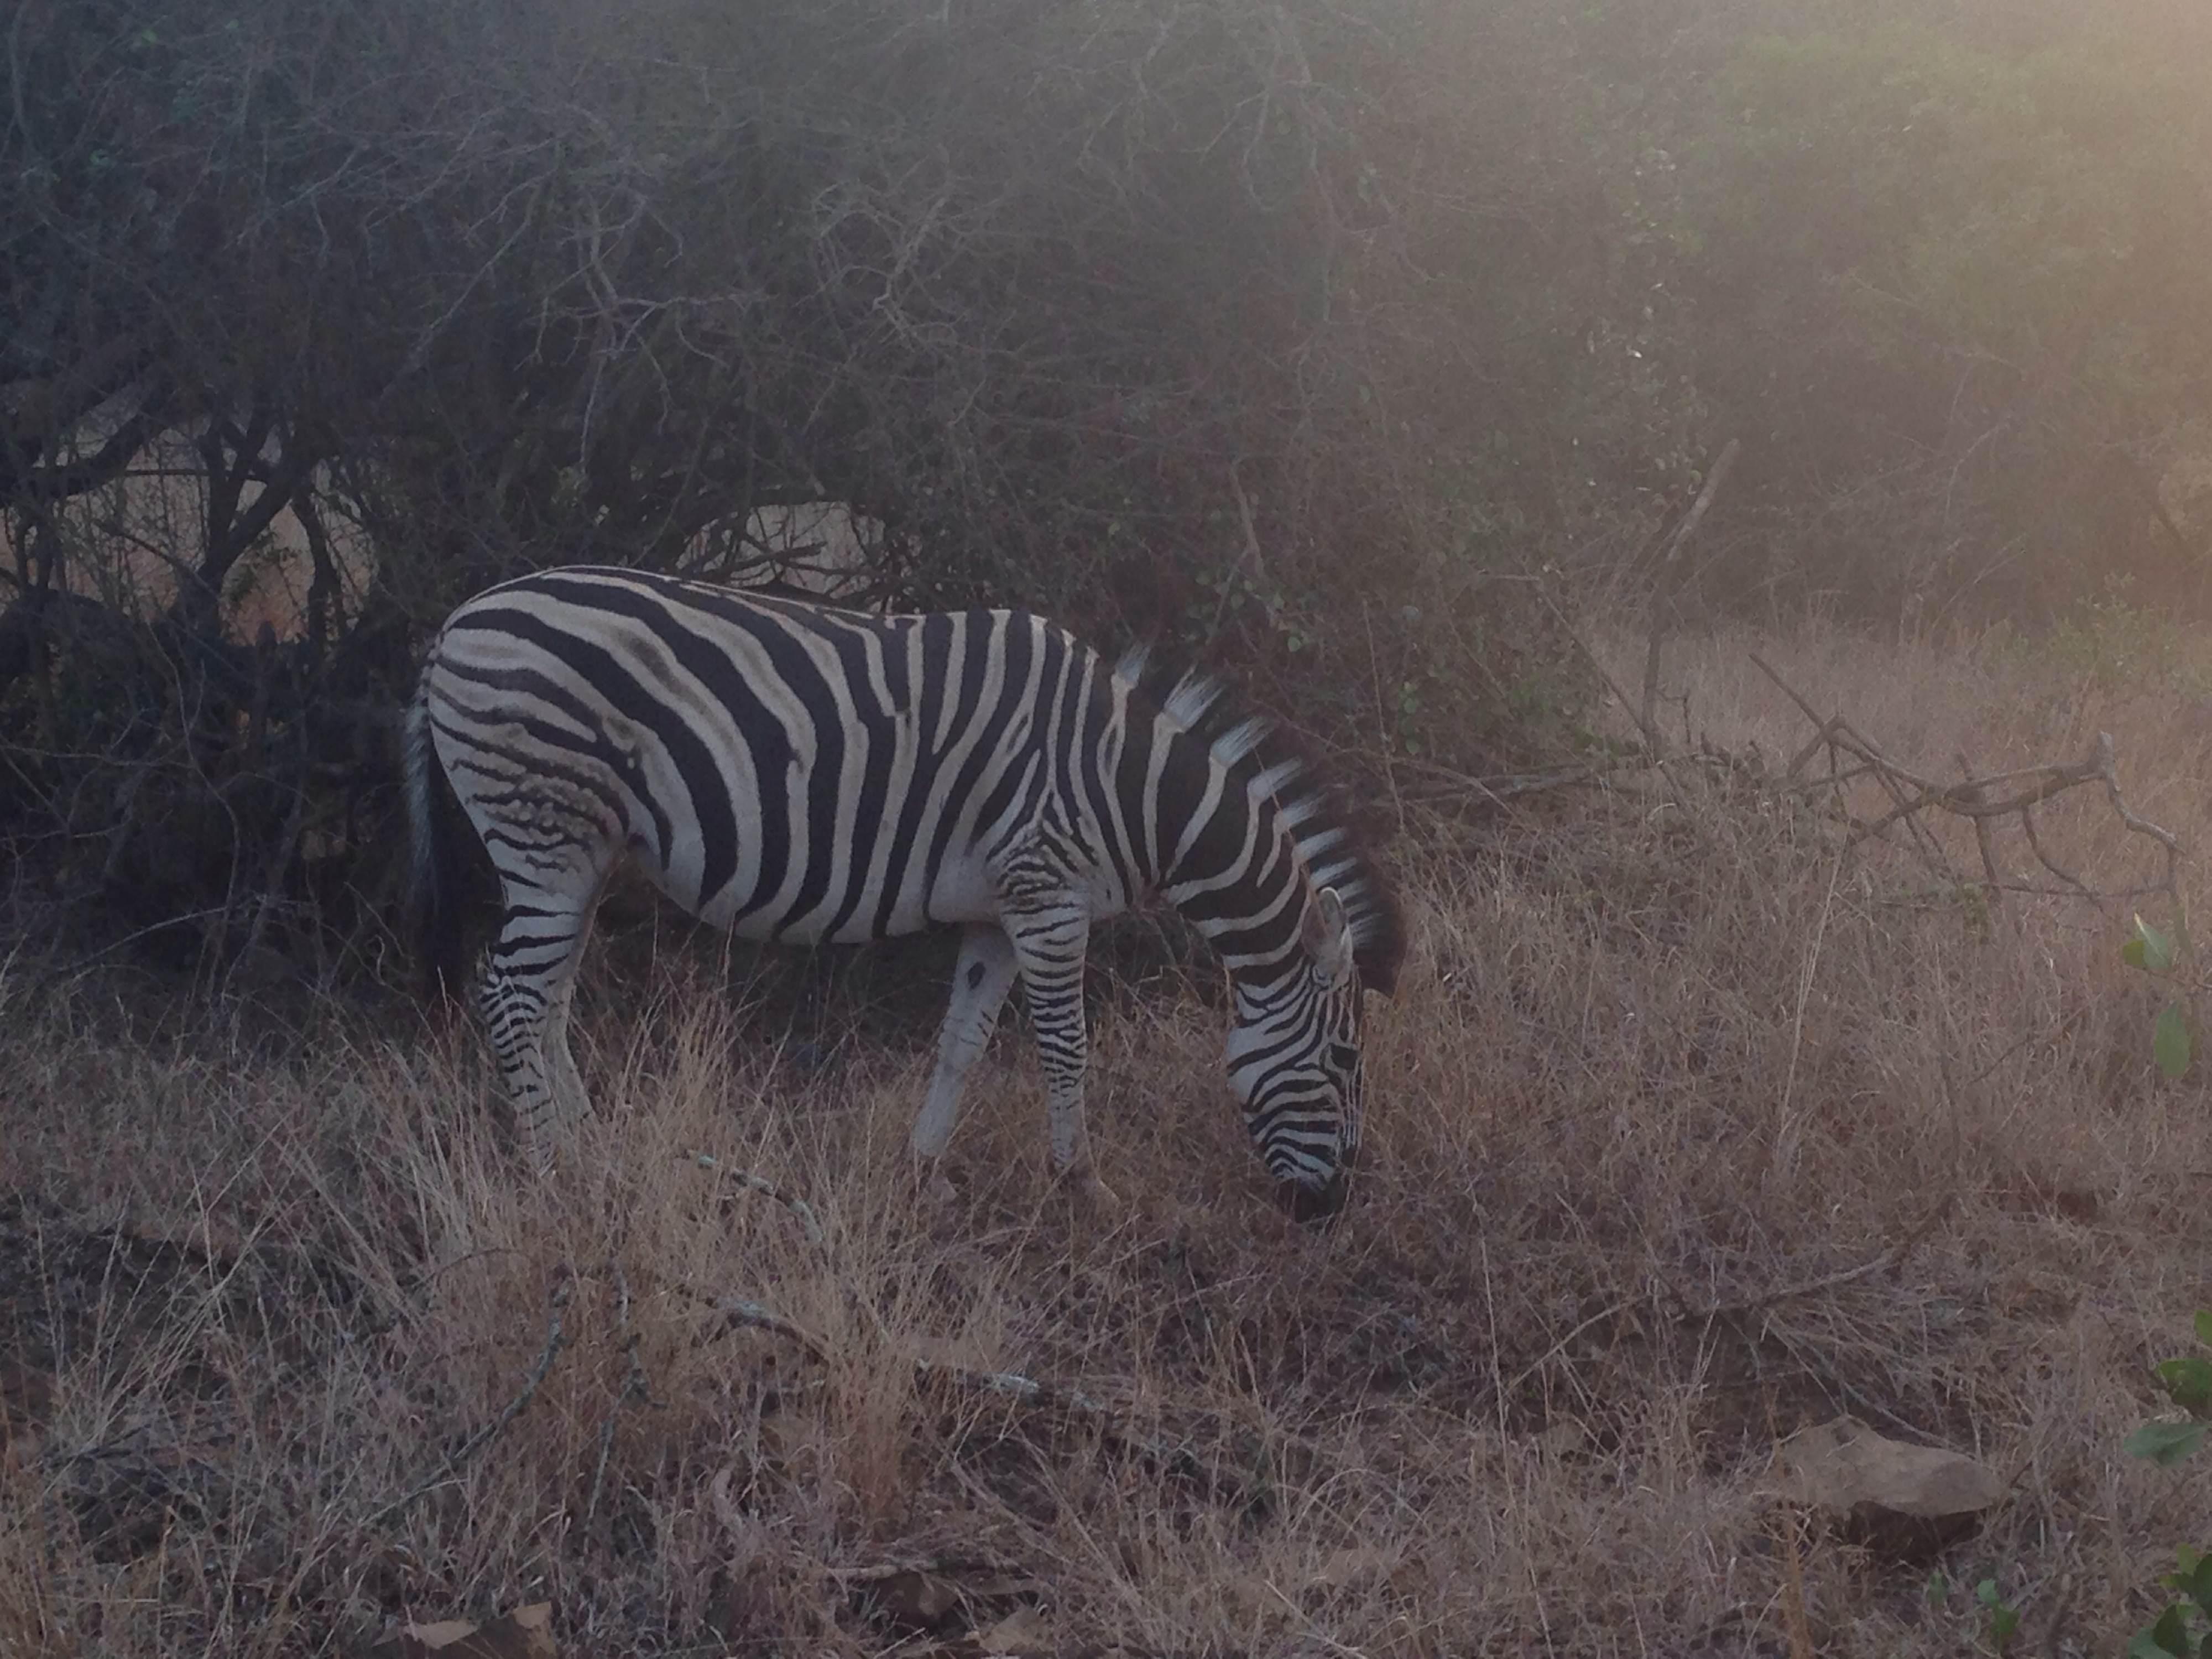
left=5, top=618, right=2212, bottom=1656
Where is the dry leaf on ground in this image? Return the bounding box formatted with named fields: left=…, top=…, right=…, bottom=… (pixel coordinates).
left=975, top=1605, right=1052, bottom=1655
left=364, top=1603, right=556, bottom=1659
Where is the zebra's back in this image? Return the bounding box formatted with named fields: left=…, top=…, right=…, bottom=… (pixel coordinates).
left=416, top=566, right=1140, bottom=946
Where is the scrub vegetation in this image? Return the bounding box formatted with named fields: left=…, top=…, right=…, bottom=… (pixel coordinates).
left=4, top=1, right=2211, bottom=1653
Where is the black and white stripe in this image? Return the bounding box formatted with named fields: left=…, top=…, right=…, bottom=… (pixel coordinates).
left=405, top=566, right=1402, bottom=1212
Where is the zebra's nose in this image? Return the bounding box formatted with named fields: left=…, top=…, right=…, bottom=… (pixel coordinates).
left=1280, top=1168, right=1350, bottom=1225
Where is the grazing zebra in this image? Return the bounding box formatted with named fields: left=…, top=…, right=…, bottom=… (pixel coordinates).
left=405, top=566, right=1403, bottom=1215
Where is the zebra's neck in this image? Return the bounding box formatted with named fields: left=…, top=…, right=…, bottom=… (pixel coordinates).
left=1152, top=757, right=1312, bottom=992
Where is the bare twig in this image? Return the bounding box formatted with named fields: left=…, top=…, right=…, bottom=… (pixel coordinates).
left=1955, top=754, right=2004, bottom=899
left=688, top=1152, right=825, bottom=1246
left=712, top=1293, right=827, bottom=1357
left=1748, top=652, right=2187, bottom=914
left=1536, top=583, right=1703, bottom=829
left=2093, top=730, right=2185, bottom=895
left=1686, top=1197, right=1953, bottom=1323
left=1639, top=437, right=1741, bottom=752
left=362, top=1269, right=573, bottom=1528
left=826, top=1557, right=1031, bottom=1585
left=1211, top=457, right=1269, bottom=638
left=695, top=1286, right=1210, bottom=1483
left=2020, top=806, right=2094, bottom=902
left=586, top=1260, right=653, bottom=1527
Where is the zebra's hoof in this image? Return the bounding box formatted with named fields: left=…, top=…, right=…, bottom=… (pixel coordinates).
left=909, top=1159, right=959, bottom=1209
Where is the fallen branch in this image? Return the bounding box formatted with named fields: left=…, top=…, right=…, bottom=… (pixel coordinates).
left=1747, top=652, right=2187, bottom=913
left=707, top=1290, right=1113, bottom=1418
left=712, top=1292, right=827, bottom=1355
left=695, top=1286, right=1214, bottom=1487
left=825, top=1557, right=1030, bottom=1585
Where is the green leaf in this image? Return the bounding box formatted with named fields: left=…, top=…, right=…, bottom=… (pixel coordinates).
left=2156, top=1004, right=2193, bottom=1079
left=2125, top=937, right=2151, bottom=969
left=2193, top=1310, right=2212, bottom=1350
left=2141, top=1604, right=2195, bottom=1656
left=1925, top=1568, right=1949, bottom=1606
left=2126, top=1421, right=2210, bottom=1467
left=2156, top=1357, right=2212, bottom=1412
left=2174, top=1545, right=2212, bottom=1606
left=2136, top=915, right=2178, bottom=973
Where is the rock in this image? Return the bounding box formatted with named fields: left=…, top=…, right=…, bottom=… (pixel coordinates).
left=1777, top=1417, right=2005, bottom=1559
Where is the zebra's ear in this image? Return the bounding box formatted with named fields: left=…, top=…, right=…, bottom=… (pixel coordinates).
left=1301, top=886, right=1356, bottom=984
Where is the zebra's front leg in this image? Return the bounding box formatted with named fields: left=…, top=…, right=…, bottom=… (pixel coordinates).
left=1002, top=903, right=1119, bottom=1209
left=911, top=925, right=1019, bottom=1200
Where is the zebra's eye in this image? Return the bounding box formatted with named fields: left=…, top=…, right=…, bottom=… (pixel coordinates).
left=1324, top=1041, right=1359, bottom=1077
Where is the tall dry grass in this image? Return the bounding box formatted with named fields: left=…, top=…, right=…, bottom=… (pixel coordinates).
left=3, top=617, right=2210, bottom=1656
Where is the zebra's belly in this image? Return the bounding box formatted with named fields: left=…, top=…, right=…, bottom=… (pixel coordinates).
left=659, top=839, right=1003, bottom=945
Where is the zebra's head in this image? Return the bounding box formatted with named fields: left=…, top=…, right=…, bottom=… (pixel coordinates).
left=1224, top=884, right=1373, bottom=1221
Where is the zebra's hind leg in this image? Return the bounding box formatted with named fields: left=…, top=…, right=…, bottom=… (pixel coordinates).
left=1001, top=902, right=1119, bottom=1211
left=911, top=925, right=1019, bottom=1201
left=478, top=889, right=602, bottom=1173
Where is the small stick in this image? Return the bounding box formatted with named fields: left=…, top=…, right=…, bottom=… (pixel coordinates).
left=688, top=1153, right=826, bottom=1247
left=2018, top=807, right=2095, bottom=904
left=1640, top=439, right=1743, bottom=752
left=586, top=1261, right=653, bottom=1526
left=826, top=1557, right=1031, bottom=1585
left=696, top=1287, right=1206, bottom=1481
left=2093, top=731, right=2186, bottom=901
left=1955, top=754, right=2004, bottom=900
left=1686, top=1197, right=1952, bottom=1322
left=362, top=1270, right=573, bottom=1528
left=1536, top=583, right=1702, bottom=828
left=713, top=1293, right=828, bottom=1358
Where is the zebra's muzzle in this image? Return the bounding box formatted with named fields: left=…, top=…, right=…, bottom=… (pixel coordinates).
left=1279, top=1166, right=1351, bottom=1225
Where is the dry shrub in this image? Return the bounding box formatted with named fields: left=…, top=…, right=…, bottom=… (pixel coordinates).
left=2, top=618, right=2210, bottom=1654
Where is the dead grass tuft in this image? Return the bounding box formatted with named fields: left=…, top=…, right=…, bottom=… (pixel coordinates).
left=2, top=617, right=2209, bottom=1653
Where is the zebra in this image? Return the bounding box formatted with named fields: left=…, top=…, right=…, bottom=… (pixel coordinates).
left=405, top=565, right=1404, bottom=1215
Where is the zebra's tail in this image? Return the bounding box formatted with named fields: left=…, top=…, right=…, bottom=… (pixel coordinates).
left=404, top=679, right=469, bottom=1005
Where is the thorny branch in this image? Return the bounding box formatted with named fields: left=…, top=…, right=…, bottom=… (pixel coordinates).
left=1747, top=653, right=2186, bottom=915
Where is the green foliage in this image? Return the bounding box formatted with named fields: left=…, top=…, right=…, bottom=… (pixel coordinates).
left=2119, top=914, right=2195, bottom=1082
left=2154, top=1006, right=2193, bottom=1083
left=1921, top=1567, right=2022, bottom=1651
left=1975, top=1577, right=2022, bottom=1652
left=2125, top=1314, right=2212, bottom=1655
left=2027, top=590, right=2212, bottom=700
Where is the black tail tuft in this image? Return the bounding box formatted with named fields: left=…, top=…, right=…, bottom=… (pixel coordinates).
left=404, top=684, right=471, bottom=1006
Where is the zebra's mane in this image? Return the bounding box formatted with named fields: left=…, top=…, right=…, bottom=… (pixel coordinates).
left=1114, top=644, right=1407, bottom=995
